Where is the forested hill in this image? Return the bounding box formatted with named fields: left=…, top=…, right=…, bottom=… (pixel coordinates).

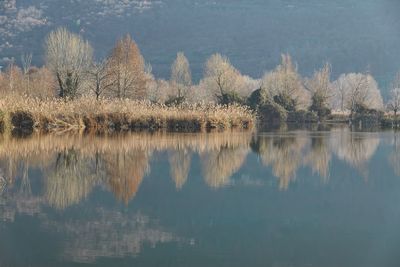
left=1, top=0, right=400, bottom=92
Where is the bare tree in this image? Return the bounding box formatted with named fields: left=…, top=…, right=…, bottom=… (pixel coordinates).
left=0, top=61, right=55, bottom=98
left=87, top=59, right=114, bottom=100
left=106, top=35, right=147, bottom=99
left=203, top=53, right=243, bottom=103
left=331, top=75, right=347, bottom=112
left=169, top=52, right=192, bottom=101
left=21, top=53, right=32, bottom=93
left=45, top=28, right=93, bottom=99
left=304, top=63, right=332, bottom=102
left=5, top=58, right=19, bottom=92
left=28, top=67, right=56, bottom=99
left=261, top=54, right=309, bottom=110
left=21, top=53, right=32, bottom=75
left=304, top=63, right=333, bottom=116
left=332, top=73, right=383, bottom=116
left=387, top=73, right=400, bottom=118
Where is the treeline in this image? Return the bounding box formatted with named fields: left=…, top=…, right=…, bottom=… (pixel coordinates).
left=1, top=27, right=400, bottom=123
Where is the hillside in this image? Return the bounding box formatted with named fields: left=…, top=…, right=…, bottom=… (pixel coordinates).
left=1, top=0, right=400, bottom=93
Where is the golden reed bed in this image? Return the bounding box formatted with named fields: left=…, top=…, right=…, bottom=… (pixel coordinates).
left=0, top=96, right=254, bottom=133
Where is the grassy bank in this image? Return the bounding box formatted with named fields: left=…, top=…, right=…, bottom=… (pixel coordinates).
left=0, top=96, right=254, bottom=133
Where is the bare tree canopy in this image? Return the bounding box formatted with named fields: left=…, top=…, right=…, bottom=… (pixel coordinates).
left=106, top=35, right=147, bottom=99
left=387, top=72, right=400, bottom=116
left=304, top=63, right=332, bottom=101
left=203, top=53, right=247, bottom=103
left=87, top=59, right=114, bottom=100
left=332, top=73, right=383, bottom=113
left=21, top=53, right=32, bottom=75
left=261, top=54, right=309, bottom=110
left=45, top=27, right=93, bottom=99
left=304, top=63, right=333, bottom=116
left=169, top=52, right=192, bottom=101
left=171, top=52, right=191, bottom=87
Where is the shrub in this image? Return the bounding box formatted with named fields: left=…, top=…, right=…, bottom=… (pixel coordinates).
left=247, top=88, right=269, bottom=110
left=353, top=106, right=384, bottom=127
left=273, top=93, right=296, bottom=112
left=217, top=91, right=245, bottom=106
left=309, top=94, right=331, bottom=119
left=287, top=110, right=318, bottom=123
left=165, top=96, right=185, bottom=106
left=258, top=101, right=288, bottom=125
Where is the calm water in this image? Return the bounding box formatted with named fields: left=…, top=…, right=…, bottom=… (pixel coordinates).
left=1, top=127, right=400, bottom=267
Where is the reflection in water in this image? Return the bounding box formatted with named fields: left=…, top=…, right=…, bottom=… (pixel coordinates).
left=0, top=158, right=18, bottom=186
left=0, top=129, right=396, bottom=211
left=201, top=147, right=249, bottom=188
left=43, top=209, right=184, bottom=263
left=257, top=134, right=307, bottom=190
left=0, top=131, right=252, bottom=211
left=169, top=148, right=191, bottom=190
left=1, top=129, right=400, bottom=265
left=45, top=149, right=99, bottom=210
left=0, top=168, right=42, bottom=222
left=389, top=133, right=400, bottom=177
left=305, top=136, right=331, bottom=182
left=329, top=128, right=380, bottom=177
left=104, top=150, right=150, bottom=204
left=252, top=128, right=383, bottom=189
left=0, top=171, right=6, bottom=195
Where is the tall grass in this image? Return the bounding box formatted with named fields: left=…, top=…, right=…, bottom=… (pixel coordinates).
left=0, top=95, right=254, bottom=133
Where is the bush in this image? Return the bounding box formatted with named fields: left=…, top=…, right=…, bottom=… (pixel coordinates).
left=165, top=96, right=185, bottom=106
left=217, top=91, right=245, bottom=105
left=287, top=110, right=318, bottom=123
left=258, top=101, right=288, bottom=125
left=273, top=93, right=296, bottom=112
left=353, top=107, right=384, bottom=127
left=11, top=111, right=35, bottom=129
left=247, top=88, right=268, bottom=110
left=309, top=94, right=331, bottom=119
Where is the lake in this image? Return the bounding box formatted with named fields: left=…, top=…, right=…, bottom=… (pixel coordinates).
left=1, top=127, right=400, bottom=267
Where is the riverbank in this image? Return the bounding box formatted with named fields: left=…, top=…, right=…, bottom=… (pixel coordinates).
left=0, top=96, right=254, bottom=134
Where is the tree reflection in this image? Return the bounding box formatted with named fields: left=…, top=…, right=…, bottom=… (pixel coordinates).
left=329, top=128, right=379, bottom=177
left=45, top=149, right=98, bottom=210
left=304, top=136, right=331, bottom=182
left=0, top=128, right=396, bottom=213
left=0, top=169, right=6, bottom=196
left=257, top=134, right=307, bottom=190
left=389, top=132, right=400, bottom=176
left=0, top=161, right=43, bottom=221
left=103, top=150, right=150, bottom=204
left=169, top=149, right=192, bottom=190
left=201, top=146, right=249, bottom=188
left=42, top=209, right=184, bottom=263
left=0, top=158, right=18, bottom=186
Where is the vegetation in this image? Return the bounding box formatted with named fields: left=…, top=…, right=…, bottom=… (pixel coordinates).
left=168, top=52, right=192, bottom=105
left=304, top=63, right=332, bottom=119
left=45, top=28, right=93, bottom=99
left=1, top=27, right=400, bottom=131
left=0, top=96, right=253, bottom=133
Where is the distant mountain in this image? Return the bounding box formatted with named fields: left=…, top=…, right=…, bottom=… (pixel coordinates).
left=1, top=0, right=400, bottom=94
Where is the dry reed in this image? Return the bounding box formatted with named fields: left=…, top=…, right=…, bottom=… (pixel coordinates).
left=0, top=95, right=254, bottom=133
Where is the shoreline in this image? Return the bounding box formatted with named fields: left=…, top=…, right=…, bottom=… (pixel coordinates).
left=0, top=97, right=254, bottom=134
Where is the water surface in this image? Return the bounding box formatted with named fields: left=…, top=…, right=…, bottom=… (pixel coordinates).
left=1, top=128, right=400, bottom=267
